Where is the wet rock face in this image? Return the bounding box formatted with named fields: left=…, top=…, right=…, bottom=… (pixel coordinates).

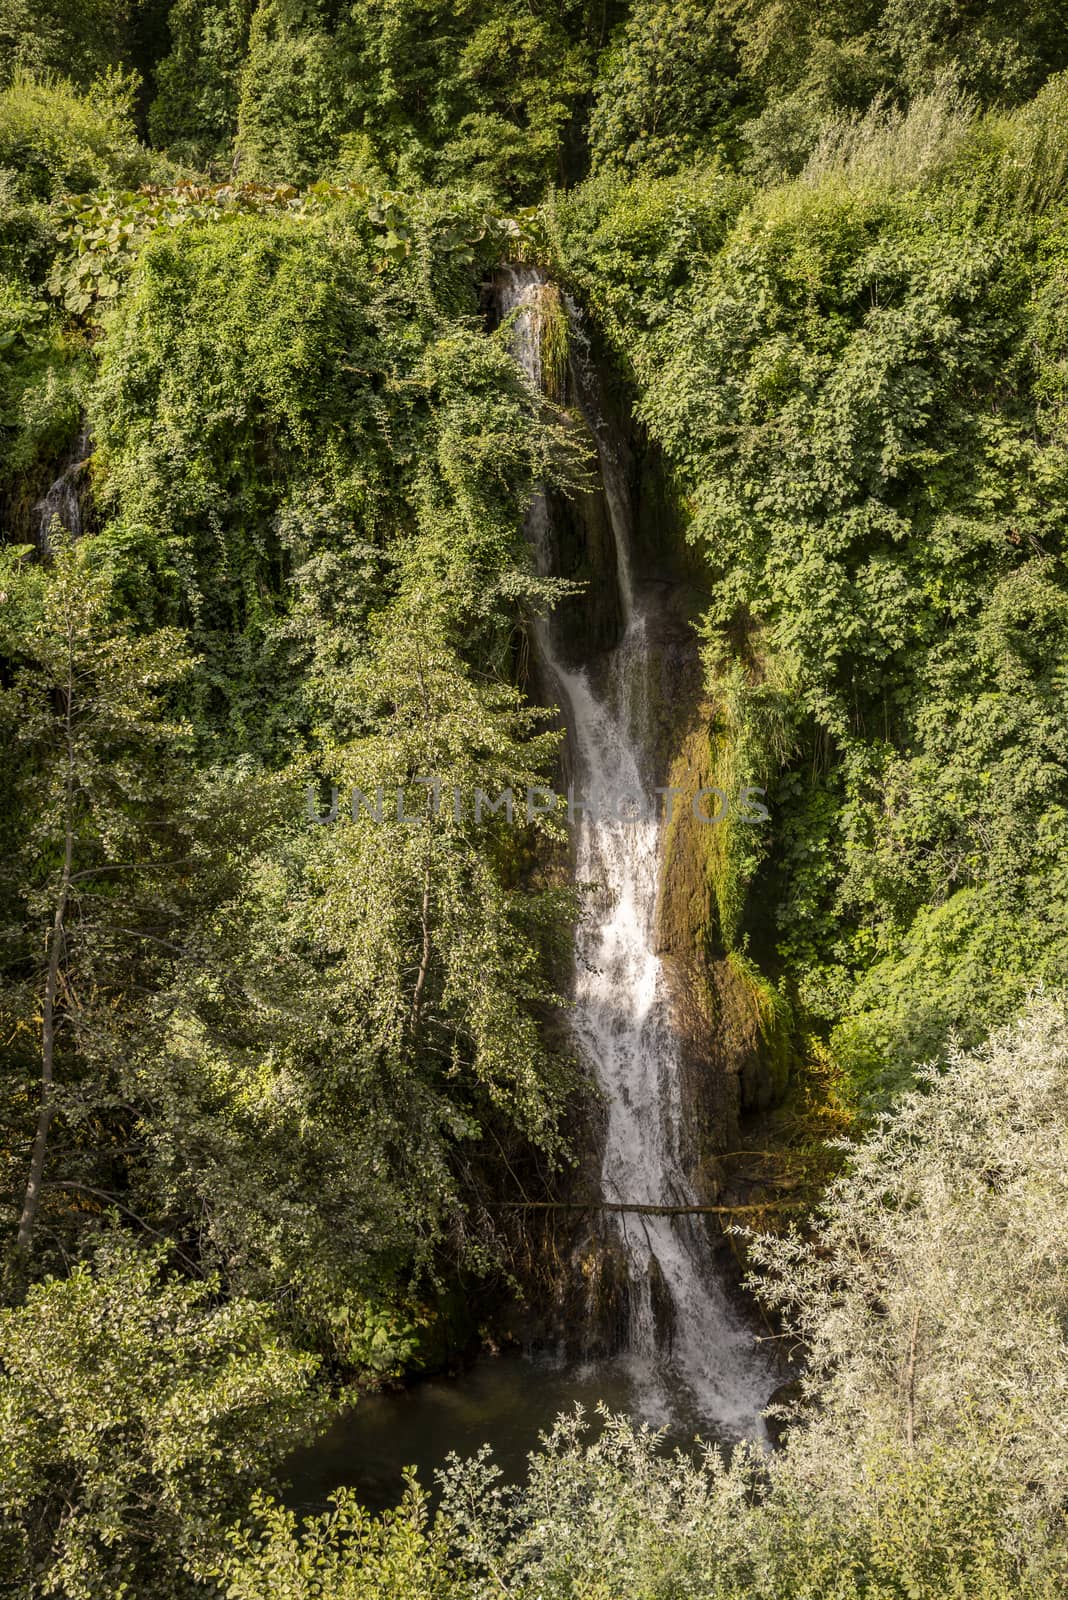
left=0, top=423, right=94, bottom=553
left=559, top=1232, right=632, bottom=1361
left=557, top=1227, right=676, bottom=1364
left=646, top=1253, right=677, bottom=1351
left=543, top=474, right=624, bottom=665
left=487, top=269, right=626, bottom=665
left=653, top=626, right=794, bottom=1171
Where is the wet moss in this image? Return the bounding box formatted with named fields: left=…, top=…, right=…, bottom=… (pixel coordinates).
left=658, top=699, right=795, bottom=1140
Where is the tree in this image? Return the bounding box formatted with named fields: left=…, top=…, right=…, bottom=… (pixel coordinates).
left=0, top=532, right=192, bottom=1255
left=235, top=0, right=599, bottom=199
left=751, top=996, right=1068, bottom=1512
left=130, top=597, right=576, bottom=1361
left=148, top=0, right=255, bottom=165
left=0, top=68, right=155, bottom=203
left=0, top=0, right=132, bottom=91
left=878, top=0, right=1068, bottom=104
left=589, top=0, right=742, bottom=174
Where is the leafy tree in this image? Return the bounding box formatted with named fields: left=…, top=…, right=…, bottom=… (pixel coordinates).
left=0, top=0, right=133, bottom=91
left=119, top=594, right=576, bottom=1362
left=89, top=198, right=578, bottom=746
left=0, top=1236, right=328, bottom=1598
left=234, top=0, right=346, bottom=184
left=235, top=0, right=601, bottom=199
left=0, top=533, right=192, bottom=1257
left=73, top=194, right=583, bottom=1359
left=878, top=0, right=1068, bottom=104
left=751, top=997, right=1068, bottom=1506
left=588, top=0, right=741, bottom=175
left=148, top=0, right=255, bottom=165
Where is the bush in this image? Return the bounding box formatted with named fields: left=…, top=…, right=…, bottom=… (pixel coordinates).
left=220, top=1483, right=463, bottom=1600
left=0, top=1238, right=329, bottom=1598
left=0, top=68, right=158, bottom=201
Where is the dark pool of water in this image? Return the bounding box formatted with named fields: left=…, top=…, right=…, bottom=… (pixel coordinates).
left=284, top=1350, right=730, bottom=1516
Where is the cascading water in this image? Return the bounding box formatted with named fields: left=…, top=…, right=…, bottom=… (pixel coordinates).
left=33, top=426, right=90, bottom=553
left=498, top=267, right=771, bottom=1439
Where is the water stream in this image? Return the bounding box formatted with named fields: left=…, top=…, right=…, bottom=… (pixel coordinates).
left=33, top=426, right=90, bottom=552
left=499, top=267, right=770, bottom=1435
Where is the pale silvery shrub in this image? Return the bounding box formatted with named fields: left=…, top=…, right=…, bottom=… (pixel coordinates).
left=748, top=994, right=1068, bottom=1519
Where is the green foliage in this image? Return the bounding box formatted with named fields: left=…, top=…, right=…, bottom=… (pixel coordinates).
left=0, top=0, right=133, bottom=90
left=0, top=68, right=158, bottom=201
left=0, top=532, right=194, bottom=1253
left=0, top=1237, right=328, bottom=1598
left=998, top=69, right=1068, bottom=216
left=739, top=90, right=826, bottom=184
left=0, top=268, right=86, bottom=502
left=583, top=0, right=1068, bottom=192
left=437, top=1417, right=1065, bottom=1598
left=235, top=0, right=602, bottom=200
left=128, top=610, right=576, bottom=1355
left=751, top=998, right=1068, bottom=1512
left=45, top=179, right=308, bottom=315
left=554, top=107, right=1068, bottom=1099
left=220, top=1482, right=463, bottom=1599
left=4, top=10, right=1068, bottom=1594
left=235, top=0, right=348, bottom=186
left=89, top=195, right=575, bottom=746
left=148, top=0, right=255, bottom=165
left=548, top=161, right=750, bottom=347
left=6, top=188, right=583, bottom=1364
left=877, top=0, right=1068, bottom=105
left=40, top=177, right=506, bottom=324
left=588, top=0, right=741, bottom=175
left=795, top=83, right=981, bottom=192
left=701, top=648, right=804, bottom=950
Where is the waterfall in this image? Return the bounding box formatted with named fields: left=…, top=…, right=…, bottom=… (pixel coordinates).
left=33, top=426, right=90, bottom=553
left=497, top=267, right=771, bottom=1439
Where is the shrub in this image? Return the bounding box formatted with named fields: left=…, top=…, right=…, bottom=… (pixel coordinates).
left=0, top=68, right=157, bottom=202
left=0, top=1238, right=328, bottom=1598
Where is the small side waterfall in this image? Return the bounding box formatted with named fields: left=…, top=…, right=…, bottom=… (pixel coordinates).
left=498, top=267, right=771, bottom=1438
left=33, top=426, right=91, bottom=552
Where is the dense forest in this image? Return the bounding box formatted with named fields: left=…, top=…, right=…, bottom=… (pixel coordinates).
left=1, top=1, right=1067, bottom=1595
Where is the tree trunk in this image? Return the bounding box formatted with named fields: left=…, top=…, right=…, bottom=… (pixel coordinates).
left=409, top=861, right=432, bottom=1040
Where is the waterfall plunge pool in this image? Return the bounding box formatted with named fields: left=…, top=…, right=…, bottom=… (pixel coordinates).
left=284, top=1345, right=772, bottom=1516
